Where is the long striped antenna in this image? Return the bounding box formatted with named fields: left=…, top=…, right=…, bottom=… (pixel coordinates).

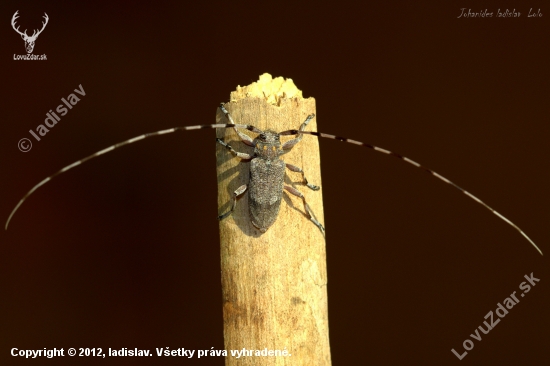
left=280, top=121, right=542, bottom=256
left=6, top=111, right=543, bottom=256
left=5, top=114, right=262, bottom=230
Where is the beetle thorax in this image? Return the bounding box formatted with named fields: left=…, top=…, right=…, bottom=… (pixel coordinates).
left=254, top=130, right=282, bottom=160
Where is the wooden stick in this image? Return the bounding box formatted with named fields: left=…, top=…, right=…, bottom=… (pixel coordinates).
left=216, top=74, right=331, bottom=365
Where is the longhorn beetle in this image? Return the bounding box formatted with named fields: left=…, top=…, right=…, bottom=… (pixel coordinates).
left=5, top=103, right=542, bottom=255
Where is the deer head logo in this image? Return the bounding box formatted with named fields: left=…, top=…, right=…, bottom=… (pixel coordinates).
left=11, top=11, right=49, bottom=54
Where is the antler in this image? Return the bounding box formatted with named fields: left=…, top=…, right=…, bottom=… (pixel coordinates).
left=11, top=11, right=27, bottom=37
left=11, top=11, right=49, bottom=40
left=31, top=13, right=49, bottom=39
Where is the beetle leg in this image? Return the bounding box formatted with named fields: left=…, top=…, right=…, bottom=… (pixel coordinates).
left=286, top=163, right=320, bottom=191
left=284, top=185, right=325, bottom=234
left=219, top=184, right=248, bottom=221
left=217, top=139, right=254, bottom=160
left=280, top=114, right=315, bottom=153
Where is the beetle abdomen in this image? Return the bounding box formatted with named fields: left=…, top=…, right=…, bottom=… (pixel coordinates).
left=249, top=158, right=285, bottom=231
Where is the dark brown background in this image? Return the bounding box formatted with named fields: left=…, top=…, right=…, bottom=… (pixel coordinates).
left=1, top=1, right=548, bottom=365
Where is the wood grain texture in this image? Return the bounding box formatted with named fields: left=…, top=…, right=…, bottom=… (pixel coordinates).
left=216, top=79, right=331, bottom=365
